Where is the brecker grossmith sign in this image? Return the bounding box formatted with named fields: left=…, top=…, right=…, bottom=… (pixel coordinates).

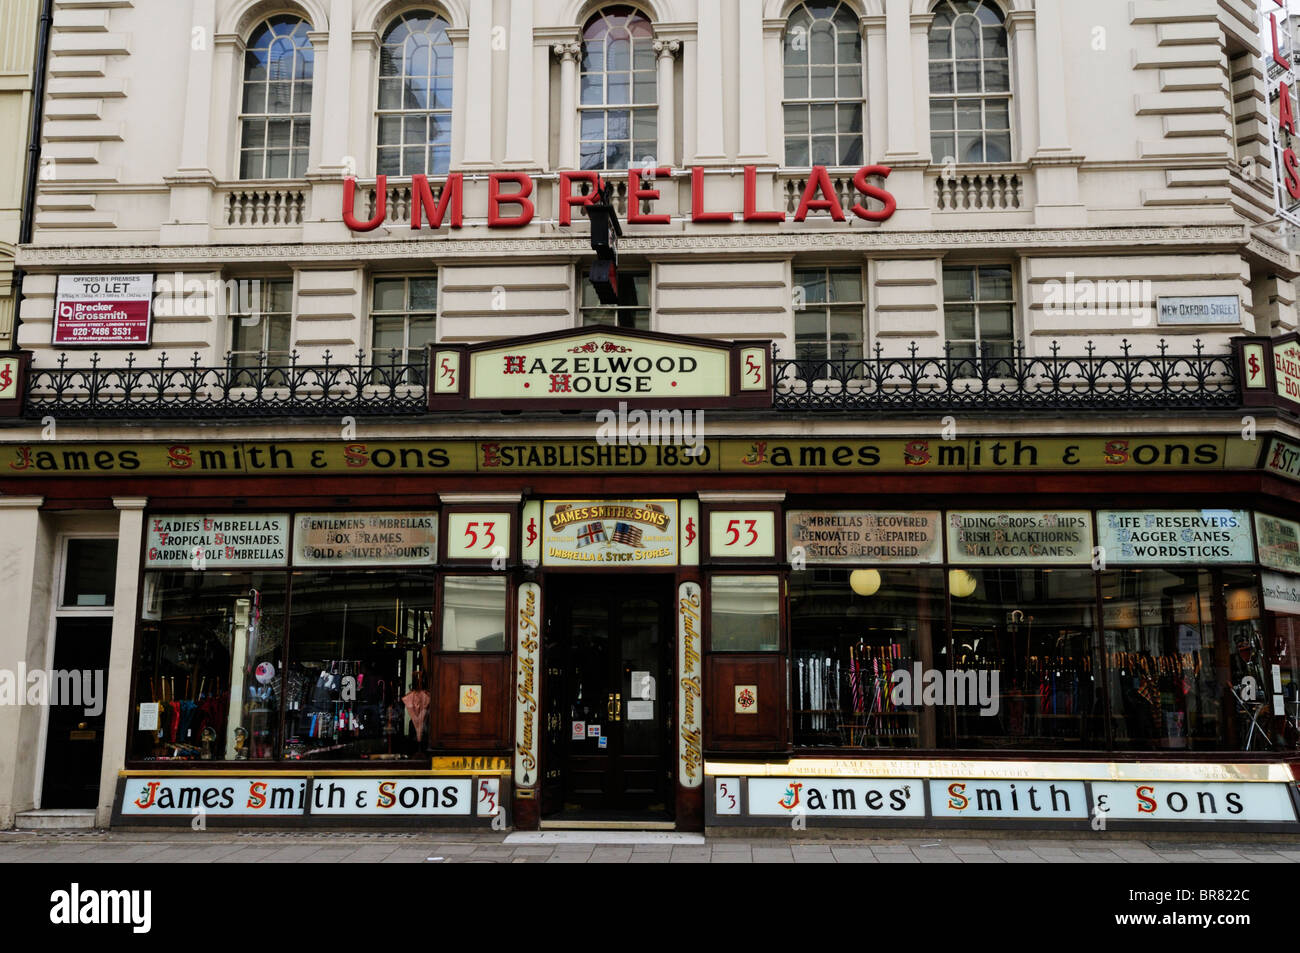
left=427, top=326, right=772, bottom=411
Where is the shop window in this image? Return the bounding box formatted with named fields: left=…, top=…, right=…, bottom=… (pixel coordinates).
left=229, top=278, right=292, bottom=371
left=579, top=6, right=657, bottom=171
left=579, top=268, right=649, bottom=329
left=133, top=572, right=287, bottom=762
left=62, top=538, right=117, bottom=608
left=440, top=576, right=508, bottom=651
left=283, top=571, right=434, bottom=761
left=710, top=575, right=781, bottom=652
left=376, top=11, right=454, bottom=176
left=793, top=267, right=864, bottom=370
left=371, top=275, right=437, bottom=365
left=789, top=568, right=946, bottom=748
left=782, top=1, right=864, bottom=166
left=928, top=0, right=1011, bottom=164
left=944, top=568, right=1105, bottom=749
left=942, top=264, right=1015, bottom=363
left=238, top=16, right=313, bottom=180
left=1101, top=568, right=1270, bottom=752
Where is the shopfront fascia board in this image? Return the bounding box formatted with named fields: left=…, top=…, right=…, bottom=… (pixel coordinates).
left=0, top=433, right=1265, bottom=478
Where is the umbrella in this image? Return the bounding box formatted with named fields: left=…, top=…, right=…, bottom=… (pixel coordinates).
left=402, top=688, right=431, bottom=741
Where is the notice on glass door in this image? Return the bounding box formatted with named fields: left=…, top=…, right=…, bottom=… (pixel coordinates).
left=627, top=701, right=654, bottom=720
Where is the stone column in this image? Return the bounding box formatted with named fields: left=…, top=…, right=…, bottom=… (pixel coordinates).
left=1022, top=5, right=1084, bottom=225
left=654, top=39, right=680, bottom=166
left=95, top=498, right=147, bottom=827
left=161, top=0, right=217, bottom=244
left=317, top=0, right=356, bottom=173
left=462, top=0, right=494, bottom=165
left=862, top=14, right=887, bottom=159
left=505, top=0, right=535, bottom=165
left=695, top=0, right=726, bottom=160
left=553, top=41, right=581, bottom=169
left=737, top=0, right=765, bottom=159
left=883, top=0, right=917, bottom=160
left=0, top=498, right=50, bottom=828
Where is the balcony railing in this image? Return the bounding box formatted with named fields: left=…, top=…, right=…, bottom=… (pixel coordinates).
left=774, top=340, right=1238, bottom=413
left=24, top=351, right=427, bottom=419
left=19, top=340, right=1239, bottom=419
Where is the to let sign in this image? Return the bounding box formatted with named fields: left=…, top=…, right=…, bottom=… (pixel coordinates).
left=54, top=274, right=153, bottom=346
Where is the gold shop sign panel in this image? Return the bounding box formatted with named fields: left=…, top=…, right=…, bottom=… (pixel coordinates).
left=946, top=511, right=1094, bottom=565
left=542, top=500, right=677, bottom=566
left=514, top=582, right=541, bottom=789
left=292, top=512, right=437, bottom=567
left=709, top=511, right=776, bottom=559
left=679, top=499, right=701, bottom=566
left=0, top=435, right=1261, bottom=477
left=520, top=500, right=542, bottom=566
left=1264, top=437, right=1300, bottom=483
left=677, top=582, right=703, bottom=789
left=1256, top=512, right=1300, bottom=574
left=787, top=510, right=942, bottom=564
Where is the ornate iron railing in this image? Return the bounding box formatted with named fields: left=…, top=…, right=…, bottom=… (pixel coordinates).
left=772, top=340, right=1239, bottom=414
left=20, top=340, right=1240, bottom=419
left=24, top=351, right=427, bottom=419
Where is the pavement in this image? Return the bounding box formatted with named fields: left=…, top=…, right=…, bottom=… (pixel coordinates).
left=3, top=829, right=1300, bottom=863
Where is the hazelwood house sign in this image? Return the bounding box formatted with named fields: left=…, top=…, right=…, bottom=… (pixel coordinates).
left=427, top=327, right=773, bottom=410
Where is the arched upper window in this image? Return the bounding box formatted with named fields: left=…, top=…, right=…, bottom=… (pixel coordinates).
left=928, top=0, right=1010, bottom=164
left=377, top=10, right=454, bottom=177
left=579, top=6, right=657, bottom=171
left=239, top=16, right=314, bottom=179
left=782, top=2, right=863, bottom=167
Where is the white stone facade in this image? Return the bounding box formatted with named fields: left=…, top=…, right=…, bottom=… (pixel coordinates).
left=11, top=0, right=1298, bottom=365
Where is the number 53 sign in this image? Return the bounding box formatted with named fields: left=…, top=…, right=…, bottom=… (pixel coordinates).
left=445, top=512, right=512, bottom=561
left=708, top=511, right=776, bottom=559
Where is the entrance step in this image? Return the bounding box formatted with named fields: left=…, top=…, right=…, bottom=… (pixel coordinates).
left=507, top=830, right=705, bottom=846
left=14, top=809, right=97, bottom=831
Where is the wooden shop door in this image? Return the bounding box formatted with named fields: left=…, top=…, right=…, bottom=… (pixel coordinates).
left=541, top=574, right=673, bottom=820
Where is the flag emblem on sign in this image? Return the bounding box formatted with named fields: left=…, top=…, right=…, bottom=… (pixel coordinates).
left=611, top=522, right=643, bottom=548
left=576, top=522, right=607, bottom=548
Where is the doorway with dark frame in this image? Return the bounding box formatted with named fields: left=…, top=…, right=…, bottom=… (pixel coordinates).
left=540, top=573, right=675, bottom=824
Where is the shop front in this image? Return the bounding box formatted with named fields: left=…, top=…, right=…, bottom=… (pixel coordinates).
left=2, top=329, right=1300, bottom=833
left=4, top=441, right=1300, bottom=832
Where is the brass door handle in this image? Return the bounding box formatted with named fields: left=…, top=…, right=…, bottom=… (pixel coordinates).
left=615, top=692, right=621, bottom=721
